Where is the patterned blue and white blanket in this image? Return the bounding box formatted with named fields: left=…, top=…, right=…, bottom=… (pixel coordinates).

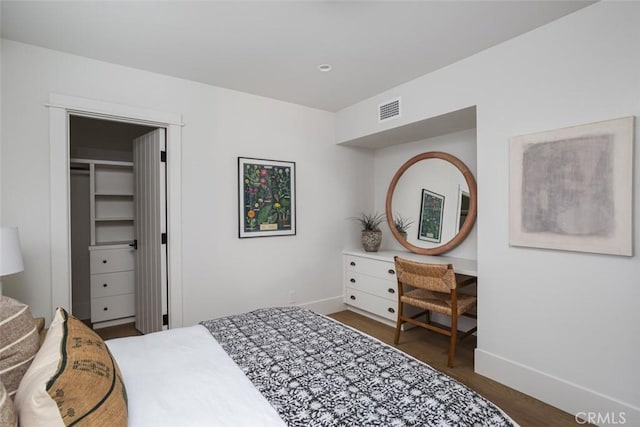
left=201, top=307, right=515, bottom=427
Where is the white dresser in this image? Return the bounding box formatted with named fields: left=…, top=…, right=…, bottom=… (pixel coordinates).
left=343, top=252, right=399, bottom=324
left=342, top=250, right=478, bottom=327
left=89, top=244, right=136, bottom=326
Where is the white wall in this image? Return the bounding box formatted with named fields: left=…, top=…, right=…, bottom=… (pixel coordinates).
left=337, top=2, right=640, bottom=424
left=0, top=39, right=372, bottom=326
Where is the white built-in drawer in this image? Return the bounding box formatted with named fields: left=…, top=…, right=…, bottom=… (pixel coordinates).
left=90, top=248, right=134, bottom=274
left=344, top=255, right=397, bottom=280
left=344, top=272, right=397, bottom=301
left=344, top=288, right=398, bottom=322
left=90, top=271, right=135, bottom=298
left=91, top=293, right=135, bottom=323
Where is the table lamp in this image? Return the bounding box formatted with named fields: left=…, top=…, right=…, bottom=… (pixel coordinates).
left=0, top=226, right=24, bottom=296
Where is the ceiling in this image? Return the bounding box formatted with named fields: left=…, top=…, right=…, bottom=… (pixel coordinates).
left=1, top=1, right=594, bottom=112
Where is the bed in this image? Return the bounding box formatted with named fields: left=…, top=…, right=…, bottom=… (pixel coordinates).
left=12, top=306, right=517, bottom=427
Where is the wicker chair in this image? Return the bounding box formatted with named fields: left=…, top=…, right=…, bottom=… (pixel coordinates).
left=393, top=256, right=477, bottom=368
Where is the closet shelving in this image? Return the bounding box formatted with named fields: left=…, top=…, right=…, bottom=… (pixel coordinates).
left=71, top=158, right=137, bottom=327
left=71, top=158, right=135, bottom=246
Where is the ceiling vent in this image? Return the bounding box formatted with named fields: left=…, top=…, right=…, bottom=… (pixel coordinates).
left=378, top=97, right=401, bottom=123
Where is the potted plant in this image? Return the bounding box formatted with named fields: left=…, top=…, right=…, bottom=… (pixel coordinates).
left=393, top=214, right=414, bottom=240
left=351, top=212, right=385, bottom=252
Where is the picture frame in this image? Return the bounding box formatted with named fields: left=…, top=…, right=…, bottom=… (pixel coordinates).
left=456, top=188, right=471, bottom=233
left=238, top=157, right=296, bottom=238
left=418, top=189, right=445, bottom=243
left=509, top=116, right=634, bottom=256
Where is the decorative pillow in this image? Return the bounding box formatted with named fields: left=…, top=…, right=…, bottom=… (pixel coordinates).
left=14, top=308, right=127, bottom=427
left=0, top=296, right=40, bottom=398
left=33, top=317, right=47, bottom=346
left=0, top=380, right=17, bottom=427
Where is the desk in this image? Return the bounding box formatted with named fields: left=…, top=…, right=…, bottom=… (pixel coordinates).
left=342, top=249, right=477, bottom=326
left=344, top=250, right=477, bottom=276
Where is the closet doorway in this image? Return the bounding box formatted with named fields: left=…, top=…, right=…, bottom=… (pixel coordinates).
left=69, top=115, right=168, bottom=334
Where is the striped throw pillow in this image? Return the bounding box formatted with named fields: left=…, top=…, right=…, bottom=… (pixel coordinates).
left=0, top=296, right=40, bottom=398
left=0, top=380, right=17, bottom=427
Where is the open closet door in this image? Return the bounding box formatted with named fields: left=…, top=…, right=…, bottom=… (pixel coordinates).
left=133, top=128, right=167, bottom=334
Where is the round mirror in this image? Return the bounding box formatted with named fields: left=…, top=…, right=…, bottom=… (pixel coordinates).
left=385, top=151, right=477, bottom=255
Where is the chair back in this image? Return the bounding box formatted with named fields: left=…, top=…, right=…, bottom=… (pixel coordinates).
left=394, top=256, right=457, bottom=293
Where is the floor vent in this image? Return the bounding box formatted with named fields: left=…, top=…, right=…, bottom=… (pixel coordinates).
left=378, top=97, right=401, bottom=122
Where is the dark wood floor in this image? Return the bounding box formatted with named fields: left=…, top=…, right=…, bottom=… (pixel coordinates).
left=88, top=321, right=142, bottom=340
left=95, top=311, right=587, bottom=426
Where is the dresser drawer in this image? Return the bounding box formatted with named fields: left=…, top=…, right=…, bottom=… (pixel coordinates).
left=90, top=248, right=134, bottom=274
left=344, top=288, right=398, bottom=322
left=344, top=272, right=397, bottom=301
left=91, top=294, right=135, bottom=323
left=344, top=255, right=397, bottom=280
left=90, top=271, right=135, bottom=298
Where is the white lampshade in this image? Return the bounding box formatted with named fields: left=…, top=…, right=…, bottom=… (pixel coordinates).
left=0, top=226, right=24, bottom=276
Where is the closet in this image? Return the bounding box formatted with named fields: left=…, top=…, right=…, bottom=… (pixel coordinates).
left=72, top=158, right=135, bottom=325
left=70, top=116, right=166, bottom=331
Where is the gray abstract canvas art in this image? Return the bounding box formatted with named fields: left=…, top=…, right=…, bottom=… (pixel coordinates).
left=521, top=135, right=613, bottom=237
left=509, top=116, right=633, bottom=256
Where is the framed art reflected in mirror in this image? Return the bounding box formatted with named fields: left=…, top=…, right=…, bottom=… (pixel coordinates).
left=417, top=188, right=445, bottom=243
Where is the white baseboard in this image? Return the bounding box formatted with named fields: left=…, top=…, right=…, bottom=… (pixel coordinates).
left=297, top=296, right=346, bottom=315
left=475, top=348, right=639, bottom=427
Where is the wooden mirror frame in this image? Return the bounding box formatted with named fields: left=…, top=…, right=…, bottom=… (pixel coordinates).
left=385, top=151, right=477, bottom=255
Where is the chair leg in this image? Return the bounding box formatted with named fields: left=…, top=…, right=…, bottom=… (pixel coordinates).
left=448, top=315, right=458, bottom=368
left=394, top=302, right=403, bottom=345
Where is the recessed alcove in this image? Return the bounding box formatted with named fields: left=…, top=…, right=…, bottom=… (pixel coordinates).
left=339, top=105, right=478, bottom=260
left=338, top=106, right=476, bottom=150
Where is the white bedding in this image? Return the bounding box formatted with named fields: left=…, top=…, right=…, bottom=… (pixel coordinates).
left=106, top=325, right=286, bottom=427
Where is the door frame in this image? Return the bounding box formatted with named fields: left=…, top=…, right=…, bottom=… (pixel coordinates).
left=48, top=93, right=184, bottom=328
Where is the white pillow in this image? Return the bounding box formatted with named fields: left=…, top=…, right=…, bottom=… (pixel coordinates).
left=13, top=308, right=65, bottom=427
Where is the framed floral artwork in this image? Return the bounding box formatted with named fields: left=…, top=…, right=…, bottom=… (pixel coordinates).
left=418, top=188, right=444, bottom=243
left=238, top=157, right=296, bottom=238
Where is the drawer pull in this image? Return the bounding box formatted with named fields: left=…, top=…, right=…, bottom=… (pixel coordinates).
left=103, top=283, right=108, bottom=288
left=387, top=288, right=395, bottom=294
left=388, top=269, right=395, bottom=275
left=350, top=261, right=356, bottom=267
left=102, top=260, right=107, bottom=264
left=350, top=295, right=356, bottom=300
left=388, top=307, right=395, bottom=314
left=103, top=307, right=108, bottom=311
left=350, top=278, right=356, bottom=283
